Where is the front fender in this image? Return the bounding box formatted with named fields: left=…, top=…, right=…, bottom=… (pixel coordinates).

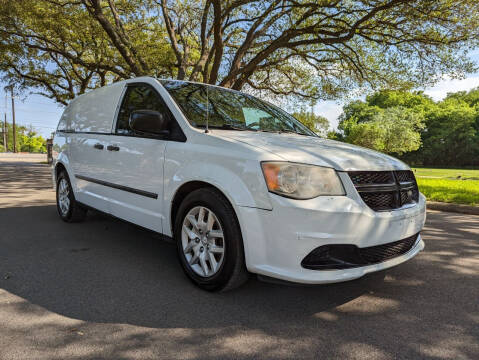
left=163, top=141, right=273, bottom=236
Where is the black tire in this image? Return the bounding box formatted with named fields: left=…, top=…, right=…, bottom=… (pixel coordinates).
left=174, top=187, right=249, bottom=291
left=56, top=171, right=87, bottom=223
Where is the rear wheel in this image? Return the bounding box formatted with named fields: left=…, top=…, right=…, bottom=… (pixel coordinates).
left=56, top=171, right=87, bottom=222
left=174, top=188, right=249, bottom=291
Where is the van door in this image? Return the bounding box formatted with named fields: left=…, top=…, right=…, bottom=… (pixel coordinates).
left=71, top=133, right=112, bottom=213
left=100, top=83, right=175, bottom=233
left=68, top=82, right=125, bottom=213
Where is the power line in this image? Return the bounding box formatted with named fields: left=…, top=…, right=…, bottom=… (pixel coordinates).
left=15, top=124, right=56, bottom=129
left=4, top=120, right=56, bottom=128
left=0, top=105, right=61, bottom=115
left=2, top=98, right=63, bottom=107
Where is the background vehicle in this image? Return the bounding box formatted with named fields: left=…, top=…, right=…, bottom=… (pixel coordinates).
left=53, top=77, right=426, bottom=291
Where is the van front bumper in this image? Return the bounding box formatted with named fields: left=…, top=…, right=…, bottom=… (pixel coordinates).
left=236, top=191, right=426, bottom=284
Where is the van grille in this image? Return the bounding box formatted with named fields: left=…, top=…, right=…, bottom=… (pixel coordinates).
left=348, top=170, right=419, bottom=211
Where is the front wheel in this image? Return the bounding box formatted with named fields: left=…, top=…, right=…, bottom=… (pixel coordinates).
left=174, top=188, right=249, bottom=291
left=56, top=171, right=87, bottom=222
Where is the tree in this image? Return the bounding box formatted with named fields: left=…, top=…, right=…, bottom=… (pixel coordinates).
left=343, top=106, right=424, bottom=154
left=337, top=89, right=479, bottom=166
left=293, top=110, right=329, bottom=136
left=1, top=122, right=26, bottom=152
left=1, top=0, right=479, bottom=105
left=338, top=90, right=433, bottom=131
left=0, top=0, right=174, bottom=105
left=19, top=127, right=47, bottom=153
left=417, top=98, right=478, bottom=166
left=0, top=123, right=46, bottom=153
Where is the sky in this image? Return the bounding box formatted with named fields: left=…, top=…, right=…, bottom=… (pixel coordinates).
left=2, top=51, right=479, bottom=138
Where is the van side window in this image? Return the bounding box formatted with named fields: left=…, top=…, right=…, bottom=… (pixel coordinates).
left=116, top=84, right=170, bottom=135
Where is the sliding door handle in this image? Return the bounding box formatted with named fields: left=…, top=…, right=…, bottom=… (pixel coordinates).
left=107, top=145, right=120, bottom=151
left=93, top=143, right=104, bottom=150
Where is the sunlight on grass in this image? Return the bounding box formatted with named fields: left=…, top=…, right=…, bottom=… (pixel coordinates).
left=412, top=168, right=479, bottom=206
left=413, top=168, right=479, bottom=180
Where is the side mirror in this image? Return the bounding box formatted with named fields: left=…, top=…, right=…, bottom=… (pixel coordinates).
left=129, top=110, right=169, bottom=136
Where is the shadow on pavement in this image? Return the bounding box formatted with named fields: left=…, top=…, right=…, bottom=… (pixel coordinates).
left=0, top=162, right=478, bottom=359
left=0, top=205, right=376, bottom=329
left=0, top=205, right=478, bottom=359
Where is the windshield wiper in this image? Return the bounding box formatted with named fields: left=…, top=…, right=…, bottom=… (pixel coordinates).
left=277, top=129, right=313, bottom=136
left=258, top=128, right=306, bottom=136
left=196, top=124, right=249, bottom=131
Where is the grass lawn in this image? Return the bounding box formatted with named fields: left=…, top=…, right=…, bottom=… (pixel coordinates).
left=412, top=168, right=479, bottom=206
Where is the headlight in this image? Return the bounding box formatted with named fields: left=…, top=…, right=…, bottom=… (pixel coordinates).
left=261, top=162, right=345, bottom=199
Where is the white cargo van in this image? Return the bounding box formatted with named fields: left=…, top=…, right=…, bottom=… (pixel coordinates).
left=53, top=76, right=426, bottom=291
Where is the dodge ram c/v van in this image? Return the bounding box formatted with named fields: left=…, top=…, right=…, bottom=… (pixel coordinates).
left=53, top=76, right=426, bottom=291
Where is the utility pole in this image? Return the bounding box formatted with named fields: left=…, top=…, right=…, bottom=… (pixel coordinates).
left=10, top=87, right=16, bottom=153
left=3, top=93, right=7, bottom=152
left=2, top=113, right=6, bottom=152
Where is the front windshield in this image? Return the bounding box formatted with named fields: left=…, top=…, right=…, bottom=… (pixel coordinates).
left=160, top=80, right=316, bottom=136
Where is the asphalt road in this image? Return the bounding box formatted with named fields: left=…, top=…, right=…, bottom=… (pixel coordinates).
left=0, top=155, right=478, bottom=360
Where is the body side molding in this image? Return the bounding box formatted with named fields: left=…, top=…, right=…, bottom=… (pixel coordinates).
left=75, top=174, right=158, bottom=199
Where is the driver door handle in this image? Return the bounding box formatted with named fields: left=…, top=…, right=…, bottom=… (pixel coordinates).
left=107, top=145, right=120, bottom=151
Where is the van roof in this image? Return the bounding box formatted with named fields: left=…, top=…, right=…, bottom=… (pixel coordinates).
left=71, top=76, right=247, bottom=104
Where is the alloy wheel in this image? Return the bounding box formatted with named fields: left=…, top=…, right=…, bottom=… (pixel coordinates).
left=181, top=206, right=225, bottom=277
left=58, top=178, right=70, bottom=216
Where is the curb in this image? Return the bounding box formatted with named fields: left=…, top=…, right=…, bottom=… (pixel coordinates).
left=427, top=201, right=479, bottom=216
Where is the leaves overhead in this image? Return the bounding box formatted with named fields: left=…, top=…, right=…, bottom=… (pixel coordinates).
left=1, top=0, right=479, bottom=105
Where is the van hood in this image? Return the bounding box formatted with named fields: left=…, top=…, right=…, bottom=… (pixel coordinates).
left=212, top=131, right=409, bottom=171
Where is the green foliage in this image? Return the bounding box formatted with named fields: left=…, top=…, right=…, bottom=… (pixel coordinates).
left=326, top=131, right=343, bottom=141
left=0, top=123, right=46, bottom=153
left=1, top=0, right=479, bottom=106
left=344, top=120, right=386, bottom=151
left=0, top=0, right=174, bottom=104
left=338, top=101, right=381, bottom=127
left=338, top=89, right=479, bottom=166
left=340, top=105, right=424, bottom=154
left=417, top=97, right=478, bottom=166
left=292, top=110, right=329, bottom=136
left=19, top=128, right=47, bottom=153
left=1, top=122, right=24, bottom=152
left=367, top=90, right=434, bottom=109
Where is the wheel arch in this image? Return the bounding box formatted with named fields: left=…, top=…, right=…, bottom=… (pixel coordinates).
left=170, top=181, right=242, bottom=238
left=53, top=155, right=75, bottom=192
left=55, top=162, right=67, bottom=183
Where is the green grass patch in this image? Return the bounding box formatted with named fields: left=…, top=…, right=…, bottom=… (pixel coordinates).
left=413, top=168, right=479, bottom=206
left=413, top=167, right=479, bottom=180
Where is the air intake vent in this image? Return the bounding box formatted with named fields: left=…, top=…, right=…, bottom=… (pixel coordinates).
left=301, top=233, right=420, bottom=270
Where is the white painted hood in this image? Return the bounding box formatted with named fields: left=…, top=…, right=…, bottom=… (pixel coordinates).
left=212, top=131, right=409, bottom=171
